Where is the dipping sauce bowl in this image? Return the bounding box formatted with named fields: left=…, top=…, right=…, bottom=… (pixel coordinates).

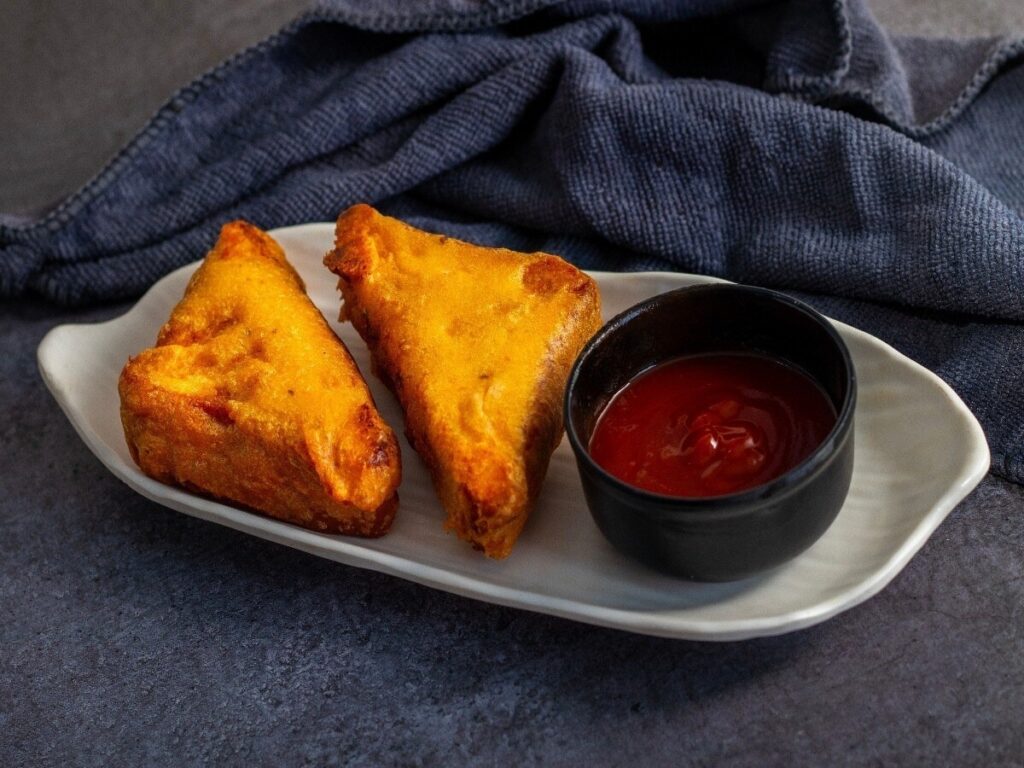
left=564, top=284, right=857, bottom=581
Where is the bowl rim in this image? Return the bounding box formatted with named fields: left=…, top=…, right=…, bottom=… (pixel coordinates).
left=563, top=283, right=858, bottom=517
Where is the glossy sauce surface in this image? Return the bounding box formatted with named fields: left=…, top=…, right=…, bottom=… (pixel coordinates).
left=588, top=354, right=837, bottom=497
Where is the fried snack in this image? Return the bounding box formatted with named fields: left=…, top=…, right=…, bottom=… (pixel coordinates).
left=119, top=221, right=401, bottom=536
left=324, top=204, right=602, bottom=558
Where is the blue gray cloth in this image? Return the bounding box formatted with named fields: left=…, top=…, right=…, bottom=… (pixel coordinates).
left=3, top=0, right=1023, bottom=482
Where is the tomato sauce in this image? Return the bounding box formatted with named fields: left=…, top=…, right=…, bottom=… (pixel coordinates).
left=588, top=353, right=836, bottom=497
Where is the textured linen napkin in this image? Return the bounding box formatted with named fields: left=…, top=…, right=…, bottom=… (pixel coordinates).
left=3, top=0, right=1023, bottom=481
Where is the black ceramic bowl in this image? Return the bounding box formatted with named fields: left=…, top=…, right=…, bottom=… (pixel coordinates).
left=564, top=283, right=857, bottom=581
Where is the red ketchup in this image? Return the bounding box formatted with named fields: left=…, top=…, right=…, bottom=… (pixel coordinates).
left=588, top=353, right=837, bottom=497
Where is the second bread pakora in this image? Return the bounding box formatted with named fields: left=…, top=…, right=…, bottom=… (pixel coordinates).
left=119, top=221, right=401, bottom=536
left=324, top=204, right=602, bottom=558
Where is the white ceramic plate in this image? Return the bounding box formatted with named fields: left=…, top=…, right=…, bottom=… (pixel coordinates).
left=38, top=223, right=990, bottom=641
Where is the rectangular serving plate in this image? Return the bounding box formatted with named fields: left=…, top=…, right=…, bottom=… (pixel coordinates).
left=37, top=223, right=990, bottom=641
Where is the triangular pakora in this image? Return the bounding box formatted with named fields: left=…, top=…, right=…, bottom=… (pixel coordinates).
left=119, top=221, right=401, bottom=536
left=324, top=204, right=602, bottom=558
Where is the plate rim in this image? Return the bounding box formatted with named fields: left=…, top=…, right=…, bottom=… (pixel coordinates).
left=36, top=222, right=992, bottom=641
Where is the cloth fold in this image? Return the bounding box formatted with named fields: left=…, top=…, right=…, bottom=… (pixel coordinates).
left=4, top=0, right=1024, bottom=481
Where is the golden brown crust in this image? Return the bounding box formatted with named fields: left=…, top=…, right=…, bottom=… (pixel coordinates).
left=119, top=220, right=401, bottom=536
left=324, top=204, right=602, bottom=557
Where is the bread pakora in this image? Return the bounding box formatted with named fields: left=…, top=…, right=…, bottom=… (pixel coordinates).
left=119, top=221, right=401, bottom=536
left=324, top=204, right=602, bottom=558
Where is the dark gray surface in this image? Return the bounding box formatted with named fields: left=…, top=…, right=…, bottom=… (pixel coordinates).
left=4, top=298, right=1024, bottom=764
left=0, top=0, right=308, bottom=215
left=3, top=2, right=1024, bottom=766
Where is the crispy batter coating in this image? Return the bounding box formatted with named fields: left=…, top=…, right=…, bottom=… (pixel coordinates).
left=324, top=204, right=602, bottom=558
left=119, top=221, right=401, bottom=536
